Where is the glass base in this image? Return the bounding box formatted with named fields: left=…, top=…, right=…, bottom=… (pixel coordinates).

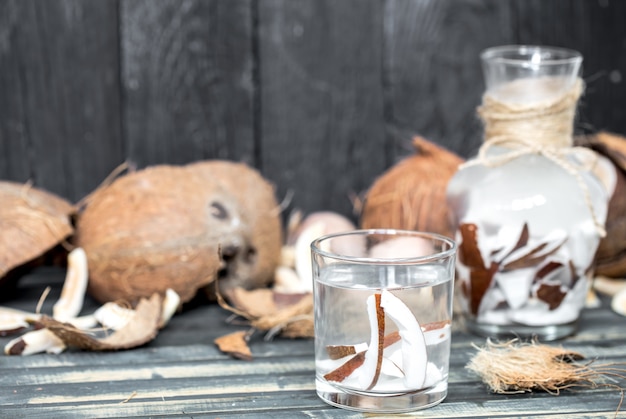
left=316, top=378, right=447, bottom=413
left=467, top=319, right=578, bottom=341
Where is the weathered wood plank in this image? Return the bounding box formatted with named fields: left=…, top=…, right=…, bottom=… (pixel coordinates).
left=1, top=0, right=626, bottom=218
left=120, top=0, right=256, bottom=168
left=0, top=0, right=122, bottom=202
left=383, top=0, right=515, bottom=159
left=0, top=268, right=625, bottom=418
left=257, top=0, right=387, bottom=219
left=0, top=355, right=315, bottom=387
left=511, top=0, right=626, bottom=137
left=1, top=378, right=623, bottom=418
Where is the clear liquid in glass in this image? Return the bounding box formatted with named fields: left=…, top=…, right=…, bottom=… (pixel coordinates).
left=314, top=263, right=453, bottom=412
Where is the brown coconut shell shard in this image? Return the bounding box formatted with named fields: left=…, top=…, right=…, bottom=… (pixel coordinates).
left=214, top=331, right=253, bottom=361
left=0, top=181, right=73, bottom=291
left=75, top=160, right=282, bottom=305
left=39, top=292, right=163, bottom=351
left=459, top=223, right=498, bottom=315
left=217, top=286, right=314, bottom=339
left=360, top=137, right=464, bottom=238
left=577, top=132, right=626, bottom=277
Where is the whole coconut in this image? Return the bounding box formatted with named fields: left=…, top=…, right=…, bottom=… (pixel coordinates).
left=190, top=160, right=283, bottom=293
left=75, top=161, right=283, bottom=305
left=360, top=137, right=464, bottom=238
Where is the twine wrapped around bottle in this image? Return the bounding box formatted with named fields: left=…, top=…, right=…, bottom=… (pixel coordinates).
left=461, top=77, right=607, bottom=237
left=479, top=78, right=583, bottom=148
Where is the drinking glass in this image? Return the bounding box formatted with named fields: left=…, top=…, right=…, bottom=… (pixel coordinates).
left=312, top=229, right=456, bottom=413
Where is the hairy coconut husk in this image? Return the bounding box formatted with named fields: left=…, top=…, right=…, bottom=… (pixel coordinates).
left=0, top=181, right=73, bottom=292
left=75, top=161, right=282, bottom=305
left=577, top=132, right=626, bottom=278
left=360, top=137, right=464, bottom=238
left=467, top=339, right=626, bottom=399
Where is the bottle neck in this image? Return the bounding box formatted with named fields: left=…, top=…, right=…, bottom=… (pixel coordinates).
left=478, top=77, right=583, bottom=149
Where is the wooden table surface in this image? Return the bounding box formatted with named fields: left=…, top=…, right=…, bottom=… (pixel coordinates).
left=1, top=268, right=625, bottom=418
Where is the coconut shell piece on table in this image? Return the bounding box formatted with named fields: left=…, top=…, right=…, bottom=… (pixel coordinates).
left=359, top=137, right=464, bottom=238
left=577, top=132, right=626, bottom=277
left=74, top=160, right=283, bottom=305
left=217, top=287, right=314, bottom=340
left=214, top=331, right=253, bottom=361
left=0, top=181, right=73, bottom=295
left=39, top=292, right=163, bottom=351
left=215, top=285, right=314, bottom=360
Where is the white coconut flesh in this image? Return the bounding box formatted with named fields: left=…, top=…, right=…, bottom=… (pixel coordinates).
left=380, top=290, right=428, bottom=389
left=348, top=290, right=428, bottom=390
left=358, top=293, right=384, bottom=389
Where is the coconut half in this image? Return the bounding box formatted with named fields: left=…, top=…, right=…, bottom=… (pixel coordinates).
left=0, top=181, right=73, bottom=291
left=578, top=132, right=626, bottom=277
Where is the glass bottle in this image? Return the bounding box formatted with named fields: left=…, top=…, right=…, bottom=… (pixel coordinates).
left=446, top=45, right=616, bottom=340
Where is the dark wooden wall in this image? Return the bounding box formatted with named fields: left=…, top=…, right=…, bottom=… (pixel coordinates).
left=1, top=0, right=625, bottom=220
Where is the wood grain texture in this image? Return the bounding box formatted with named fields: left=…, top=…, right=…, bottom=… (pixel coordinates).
left=257, top=0, right=387, bottom=218
left=120, top=0, right=256, bottom=168
left=1, top=0, right=626, bottom=217
left=0, top=269, right=625, bottom=418
left=383, top=0, right=515, bottom=159
left=0, top=0, right=122, bottom=202
left=512, top=0, right=626, bottom=137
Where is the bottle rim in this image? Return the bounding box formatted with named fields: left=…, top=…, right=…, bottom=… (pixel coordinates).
left=481, top=45, right=582, bottom=66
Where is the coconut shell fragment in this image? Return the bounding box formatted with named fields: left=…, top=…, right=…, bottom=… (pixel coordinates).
left=577, top=132, right=626, bottom=277
left=39, top=293, right=163, bottom=351
left=0, top=181, right=73, bottom=291
left=458, top=223, right=498, bottom=315
left=75, top=160, right=283, bottom=305
left=214, top=286, right=313, bottom=359
left=214, top=331, right=252, bottom=361
left=360, top=137, right=464, bottom=238
left=218, top=286, right=314, bottom=339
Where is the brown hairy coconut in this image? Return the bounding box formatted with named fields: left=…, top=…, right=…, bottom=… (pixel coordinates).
left=75, top=160, right=283, bottom=305
left=0, top=181, right=73, bottom=295
left=577, top=132, right=626, bottom=278
left=190, top=161, right=283, bottom=294
left=360, top=137, right=464, bottom=238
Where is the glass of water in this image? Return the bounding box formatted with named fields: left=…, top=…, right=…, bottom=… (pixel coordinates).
left=312, top=229, right=456, bottom=413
